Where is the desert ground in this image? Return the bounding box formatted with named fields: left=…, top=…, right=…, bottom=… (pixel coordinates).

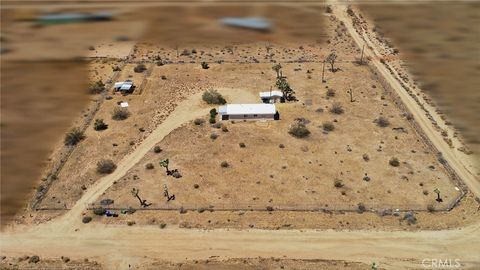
left=1, top=1, right=479, bottom=270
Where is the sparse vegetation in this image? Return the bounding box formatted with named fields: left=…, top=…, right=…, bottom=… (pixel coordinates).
left=329, top=102, right=344, bottom=114
left=96, top=159, right=117, bottom=174
left=220, top=161, right=230, bottom=168
left=210, top=133, right=218, bottom=140
left=194, top=118, right=205, bottom=125
left=89, top=80, right=105, bottom=94
left=326, top=88, right=336, bottom=97
left=289, top=121, right=310, bottom=138
left=239, top=142, right=246, bottom=148
left=64, top=128, right=85, bottom=146
left=145, top=163, right=154, bottom=170
left=326, top=52, right=338, bottom=72
left=334, top=179, right=344, bottom=188
left=322, top=122, right=335, bottom=132
left=153, top=146, right=162, bottom=153
left=93, top=119, right=108, bottom=131
left=272, top=63, right=282, bottom=78
left=201, top=62, right=210, bottom=69
left=133, top=63, right=147, bottom=73
left=82, top=216, right=92, bottom=223
left=389, top=157, right=400, bottom=167
left=376, top=116, right=390, bottom=127
left=112, top=107, right=130, bottom=120
left=202, top=89, right=226, bottom=105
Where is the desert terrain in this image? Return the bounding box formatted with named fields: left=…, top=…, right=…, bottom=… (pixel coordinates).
left=1, top=1, right=479, bottom=270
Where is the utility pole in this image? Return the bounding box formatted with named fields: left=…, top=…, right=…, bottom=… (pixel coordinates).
left=322, top=60, right=326, bottom=83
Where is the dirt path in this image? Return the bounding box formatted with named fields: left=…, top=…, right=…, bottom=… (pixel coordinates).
left=328, top=3, right=480, bottom=198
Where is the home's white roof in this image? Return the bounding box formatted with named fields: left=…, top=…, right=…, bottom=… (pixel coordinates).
left=218, top=104, right=276, bottom=115
left=120, top=84, right=132, bottom=90
left=114, top=81, right=133, bottom=88
left=259, top=90, right=283, bottom=98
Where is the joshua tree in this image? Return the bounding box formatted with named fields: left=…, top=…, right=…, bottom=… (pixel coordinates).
left=272, top=63, right=282, bottom=78
left=131, top=188, right=151, bottom=207
left=276, top=77, right=296, bottom=102
left=163, top=184, right=175, bottom=202
left=433, top=188, right=442, bottom=202
left=326, top=52, right=337, bottom=72
left=159, top=158, right=170, bottom=175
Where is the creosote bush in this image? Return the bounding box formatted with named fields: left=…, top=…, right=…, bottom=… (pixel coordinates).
left=202, top=89, right=226, bottom=105
left=64, top=128, right=85, bottom=146
left=334, top=179, right=344, bottom=188
left=389, top=157, right=400, bottom=167
left=193, top=118, right=205, bottom=125
left=94, top=119, right=108, bottom=131
left=133, top=63, right=147, bottom=73
left=153, top=146, right=162, bottom=153
left=145, top=163, right=154, bottom=170
left=239, top=142, right=246, bottom=148
left=329, top=102, right=344, bottom=114
left=326, top=88, right=336, bottom=97
left=97, top=159, right=117, bottom=174
left=289, top=122, right=310, bottom=138
left=201, top=62, right=210, bottom=69
left=112, top=107, right=130, bottom=120
left=210, top=133, right=218, bottom=140
left=376, top=116, right=390, bottom=127
left=322, top=122, right=335, bottom=132
left=220, top=161, right=229, bottom=168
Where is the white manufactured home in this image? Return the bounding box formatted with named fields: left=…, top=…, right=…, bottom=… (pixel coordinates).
left=259, top=90, right=283, bottom=103
left=218, top=104, right=279, bottom=121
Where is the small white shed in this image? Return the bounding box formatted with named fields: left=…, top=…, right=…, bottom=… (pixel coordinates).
left=259, top=90, right=283, bottom=103
left=113, top=81, right=133, bottom=92
left=218, top=104, right=279, bottom=121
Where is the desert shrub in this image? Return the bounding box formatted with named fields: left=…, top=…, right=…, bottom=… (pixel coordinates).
left=193, top=118, right=205, bottom=125
left=326, top=88, right=336, bottom=97
left=210, top=133, right=218, bottom=140
left=403, top=211, right=417, bottom=225
left=266, top=206, right=274, bottom=211
left=89, top=80, right=105, bottom=94
left=112, top=107, right=130, bottom=120
left=279, top=144, right=285, bottom=148
left=221, top=125, right=229, bottom=132
left=334, top=179, right=344, bottom=188
left=315, top=107, right=324, bottom=113
left=193, top=184, right=199, bottom=189
left=94, top=119, right=108, bottom=131
left=159, top=223, right=167, bottom=229
left=93, top=207, right=106, bottom=216
left=362, top=153, right=370, bottom=161
left=153, top=146, right=162, bottom=153
left=325, top=5, right=332, bottom=13
left=220, top=161, right=229, bottom=168
left=197, top=207, right=206, bottom=213
left=112, top=66, right=121, bottom=72
left=82, top=216, right=92, bottom=223
left=239, top=142, right=246, bottom=148
left=329, top=102, right=344, bottom=114
left=145, top=163, right=154, bottom=170
left=427, top=204, right=435, bottom=212
left=322, top=122, right=335, bottom=132
left=127, top=221, right=136, bottom=226
left=212, top=123, right=222, bottom=129
left=289, top=122, right=310, bottom=138
left=64, top=128, right=85, bottom=146
left=179, top=207, right=187, bottom=214
left=28, top=256, right=40, bottom=264
left=161, top=75, right=167, bottom=80
left=357, top=203, right=366, bottom=213
left=209, top=117, right=216, bottom=124
left=202, top=89, right=226, bottom=105
left=133, top=63, right=147, bottom=73
left=96, top=159, right=117, bottom=174
left=201, top=62, right=210, bottom=69
left=389, top=157, right=400, bottom=167
left=376, top=116, right=390, bottom=127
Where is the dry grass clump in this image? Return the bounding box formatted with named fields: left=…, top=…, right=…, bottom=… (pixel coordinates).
left=322, top=122, right=335, bottom=132
left=376, top=116, right=390, bottom=127
left=334, top=179, right=344, bottom=188
left=329, top=102, right=344, bottom=114
left=220, top=161, right=230, bottom=168
left=326, top=88, right=336, bottom=97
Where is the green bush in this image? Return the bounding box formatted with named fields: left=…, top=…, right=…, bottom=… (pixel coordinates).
left=94, top=119, right=108, bottom=131
left=202, top=89, right=226, bottom=105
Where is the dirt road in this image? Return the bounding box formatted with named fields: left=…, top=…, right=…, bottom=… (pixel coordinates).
left=1, top=3, right=479, bottom=270
left=329, top=3, right=480, bottom=198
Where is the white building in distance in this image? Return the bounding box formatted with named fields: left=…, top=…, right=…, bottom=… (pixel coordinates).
left=218, top=104, right=279, bottom=121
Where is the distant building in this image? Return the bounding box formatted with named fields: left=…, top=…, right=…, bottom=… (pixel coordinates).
left=259, top=90, right=283, bottom=103
left=37, top=12, right=112, bottom=24
left=218, top=104, right=279, bottom=121
left=113, top=81, right=134, bottom=93
left=220, top=17, right=272, bottom=32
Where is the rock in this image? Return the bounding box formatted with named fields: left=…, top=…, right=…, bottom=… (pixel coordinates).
left=28, top=256, right=40, bottom=264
